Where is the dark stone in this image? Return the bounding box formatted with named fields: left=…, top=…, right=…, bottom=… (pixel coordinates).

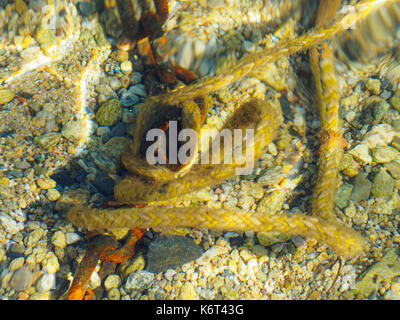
left=228, top=235, right=246, bottom=247
left=110, top=121, right=126, bottom=138
left=145, top=234, right=203, bottom=273
left=51, top=170, right=75, bottom=187
left=51, top=162, right=87, bottom=186
left=92, top=173, right=115, bottom=196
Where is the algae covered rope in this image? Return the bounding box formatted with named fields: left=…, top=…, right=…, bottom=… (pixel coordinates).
left=68, top=205, right=366, bottom=259
left=67, top=0, right=389, bottom=261
left=116, top=98, right=283, bottom=204
left=310, top=0, right=343, bottom=221
left=141, top=0, right=387, bottom=107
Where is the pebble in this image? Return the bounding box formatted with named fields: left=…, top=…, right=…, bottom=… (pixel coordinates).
left=365, top=78, right=381, bottom=95
left=384, top=289, right=400, bottom=300
left=257, top=232, right=289, bottom=247
left=0, top=212, right=22, bottom=235
left=146, top=235, right=203, bottom=273
left=363, top=124, right=397, bottom=148
left=34, top=132, right=61, bottom=150
left=372, top=168, right=394, bottom=198
left=89, top=271, right=101, bottom=289
left=120, top=88, right=140, bottom=107
left=196, top=245, right=227, bottom=265
left=36, top=273, right=55, bottom=292
left=66, top=232, right=82, bottom=245
left=51, top=231, right=67, bottom=249
left=112, top=50, right=129, bottom=62
left=125, top=271, right=154, bottom=291
left=0, top=89, right=16, bottom=104
left=61, top=120, right=86, bottom=143
left=108, top=288, right=121, bottom=300
left=220, top=285, right=239, bottom=300
left=128, top=84, right=147, bottom=97
left=334, top=184, right=354, bottom=209
left=350, top=173, right=372, bottom=202
left=41, top=252, right=60, bottom=274
left=10, top=267, right=32, bottom=291
left=9, top=257, right=25, bottom=272
left=96, top=126, right=111, bottom=140
left=9, top=243, right=25, bottom=257
left=36, top=177, right=56, bottom=189
left=348, top=143, right=372, bottom=164
left=54, top=188, right=90, bottom=212
left=372, top=100, right=390, bottom=124
left=372, top=145, right=400, bottom=163
left=121, top=60, right=133, bottom=75
left=129, top=72, right=142, bottom=85
left=96, top=99, right=122, bottom=126
left=109, top=77, right=122, bottom=91
left=178, top=282, right=197, bottom=300
left=46, top=188, right=61, bottom=201
left=104, top=274, right=121, bottom=291
left=25, top=228, right=44, bottom=247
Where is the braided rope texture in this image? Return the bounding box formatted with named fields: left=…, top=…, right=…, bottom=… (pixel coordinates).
left=68, top=205, right=366, bottom=259
left=67, top=0, right=391, bottom=260
left=310, top=1, right=343, bottom=222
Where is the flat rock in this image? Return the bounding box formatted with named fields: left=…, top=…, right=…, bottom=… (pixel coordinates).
left=10, top=267, right=32, bottom=291
left=146, top=234, right=203, bottom=273
left=350, top=173, right=372, bottom=202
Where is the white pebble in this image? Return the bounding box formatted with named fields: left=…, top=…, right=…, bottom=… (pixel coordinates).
left=66, top=232, right=82, bottom=245
left=36, top=273, right=55, bottom=292
left=89, top=271, right=101, bottom=289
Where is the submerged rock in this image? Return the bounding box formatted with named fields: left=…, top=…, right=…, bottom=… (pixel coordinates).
left=372, top=168, right=394, bottom=198
left=0, top=89, right=15, bottom=105
left=350, top=173, right=372, bottom=202
left=96, top=99, right=122, bottom=126
left=145, top=234, right=203, bottom=273
left=354, top=247, right=400, bottom=297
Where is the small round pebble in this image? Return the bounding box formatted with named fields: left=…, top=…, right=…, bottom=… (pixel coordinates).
left=121, top=60, right=133, bottom=75
left=108, top=288, right=121, bottom=300
left=104, top=274, right=121, bottom=291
